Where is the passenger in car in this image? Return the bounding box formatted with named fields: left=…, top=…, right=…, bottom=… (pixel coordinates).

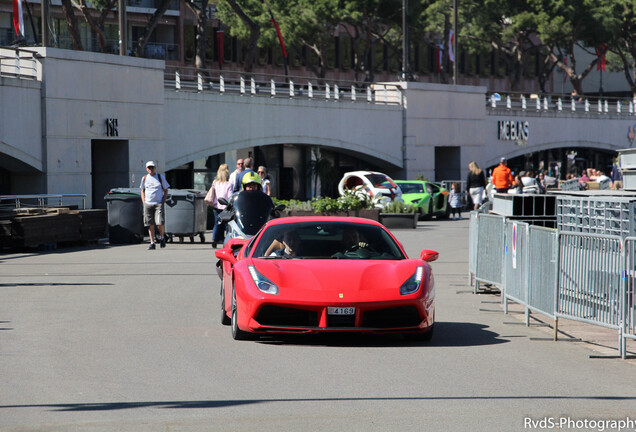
left=269, top=230, right=302, bottom=257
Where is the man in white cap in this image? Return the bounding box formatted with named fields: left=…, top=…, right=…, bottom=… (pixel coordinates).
left=140, top=161, right=170, bottom=249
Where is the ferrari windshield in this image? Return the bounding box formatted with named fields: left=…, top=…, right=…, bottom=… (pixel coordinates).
left=252, top=221, right=406, bottom=260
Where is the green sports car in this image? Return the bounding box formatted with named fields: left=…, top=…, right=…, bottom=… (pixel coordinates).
left=393, top=180, right=450, bottom=220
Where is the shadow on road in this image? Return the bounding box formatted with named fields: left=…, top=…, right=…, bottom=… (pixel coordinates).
left=3, top=393, right=636, bottom=412
left=251, top=321, right=508, bottom=348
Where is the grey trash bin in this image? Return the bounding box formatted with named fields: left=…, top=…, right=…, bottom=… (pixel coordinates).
left=164, top=189, right=207, bottom=243
left=105, top=188, right=144, bottom=244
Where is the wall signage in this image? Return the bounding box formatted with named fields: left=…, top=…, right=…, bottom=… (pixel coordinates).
left=498, top=120, right=529, bottom=142
left=106, top=118, right=119, bottom=137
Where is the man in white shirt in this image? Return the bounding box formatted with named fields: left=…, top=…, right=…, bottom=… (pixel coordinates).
left=228, top=158, right=244, bottom=192
left=140, top=161, right=170, bottom=249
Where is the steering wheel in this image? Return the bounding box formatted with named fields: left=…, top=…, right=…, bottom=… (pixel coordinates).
left=344, top=243, right=377, bottom=255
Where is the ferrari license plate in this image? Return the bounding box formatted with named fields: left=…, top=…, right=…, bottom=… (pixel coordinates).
left=327, top=307, right=355, bottom=315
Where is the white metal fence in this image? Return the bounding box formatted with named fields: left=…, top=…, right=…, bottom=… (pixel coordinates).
left=470, top=211, right=635, bottom=359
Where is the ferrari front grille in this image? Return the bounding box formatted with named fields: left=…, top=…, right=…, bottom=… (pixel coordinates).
left=256, top=305, right=319, bottom=327
left=362, top=306, right=422, bottom=328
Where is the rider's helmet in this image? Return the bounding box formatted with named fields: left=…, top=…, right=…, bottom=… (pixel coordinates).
left=242, top=171, right=263, bottom=190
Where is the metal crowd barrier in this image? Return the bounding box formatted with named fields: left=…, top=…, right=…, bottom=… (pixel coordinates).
left=0, top=194, right=87, bottom=210
left=469, top=213, right=633, bottom=359
left=623, top=238, right=636, bottom=354
left=527, top=226, right=557, bottom=321
left=468, top=212, right=479, bottom=282
left=473, top=213, right=505, bottom=293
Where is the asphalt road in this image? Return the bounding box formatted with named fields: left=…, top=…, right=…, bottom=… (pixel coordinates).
left=1, top=218, right=635, bottom=432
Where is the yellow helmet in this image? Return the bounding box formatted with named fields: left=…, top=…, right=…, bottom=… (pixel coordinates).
left=242, top=172, right=262, bottom=190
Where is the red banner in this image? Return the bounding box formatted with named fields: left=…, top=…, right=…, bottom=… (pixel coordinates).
left=271, top=18, right=288, bottom=59
left=596, top=44, right=606, bottom=71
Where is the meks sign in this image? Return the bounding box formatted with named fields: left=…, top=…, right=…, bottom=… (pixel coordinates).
left=498, top=120, right=529, bottom=142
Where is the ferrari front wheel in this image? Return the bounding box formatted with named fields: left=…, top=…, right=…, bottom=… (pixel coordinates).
left=231, top=288, right=250, bottom=340
left=220, top=277, right=230, bottom=326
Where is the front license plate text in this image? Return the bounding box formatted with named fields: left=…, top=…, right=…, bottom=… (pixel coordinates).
left=327, top=307, right=355, bottom=315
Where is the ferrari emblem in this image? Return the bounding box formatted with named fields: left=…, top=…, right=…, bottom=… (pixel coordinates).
left=339, top=293, right=344, bottom=298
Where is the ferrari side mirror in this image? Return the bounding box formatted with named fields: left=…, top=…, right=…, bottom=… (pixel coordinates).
left=420, top=249, right=439, bottom=262
left=215, top=248, right=238, bottom=265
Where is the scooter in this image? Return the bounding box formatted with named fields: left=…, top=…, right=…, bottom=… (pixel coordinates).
left=217, top=190, right=285, bottom=244
left=215, top=190, right=285, bottom=279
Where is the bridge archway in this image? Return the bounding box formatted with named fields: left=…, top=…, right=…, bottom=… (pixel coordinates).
left=167, top=142, right=404, bottom=200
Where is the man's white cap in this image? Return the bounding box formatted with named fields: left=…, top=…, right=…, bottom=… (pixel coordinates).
left=146, top=161, right=156, bottom=168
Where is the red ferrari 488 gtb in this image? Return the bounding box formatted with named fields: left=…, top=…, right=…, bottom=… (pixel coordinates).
left=214, top=216, right=438, bottom=341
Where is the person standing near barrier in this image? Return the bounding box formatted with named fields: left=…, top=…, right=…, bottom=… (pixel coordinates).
left=141, top=161, right=170, bottom=250
left=492, top=157, right=514, bottom=193
left=466, top=161, right=486, bottom=210
left=205, top=163, right=234, bottom=248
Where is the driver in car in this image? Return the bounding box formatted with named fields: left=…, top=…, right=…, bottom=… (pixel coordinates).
left=342, top=227, right=368, bottom=251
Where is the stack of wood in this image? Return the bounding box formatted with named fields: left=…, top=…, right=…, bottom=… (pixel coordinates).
left=1, top=208, right=107, bottom=250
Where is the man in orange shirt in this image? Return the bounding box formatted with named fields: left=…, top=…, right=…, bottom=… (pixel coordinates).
left=492, top=157, right=514, bottom=193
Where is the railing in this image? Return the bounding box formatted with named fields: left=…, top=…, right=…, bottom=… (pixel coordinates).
left=486, top=92, right=636, bottom=116
left=0, top=194, right=87, bottom=210
left=470, top=211, right=634, bottom=359
left=0, top=48, right=39, bottom=80
left=164, top=67, right=403, bottom=105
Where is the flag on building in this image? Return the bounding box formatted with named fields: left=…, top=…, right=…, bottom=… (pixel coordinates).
left=13, top=0, right=25, bottom=37
left=448, top=30, right=455, bottom=62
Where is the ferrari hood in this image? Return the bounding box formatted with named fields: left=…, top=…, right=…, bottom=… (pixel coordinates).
left=248, top=259, right=424, bottom=300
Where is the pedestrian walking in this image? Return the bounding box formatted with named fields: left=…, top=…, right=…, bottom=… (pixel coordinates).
left=140, top=161, right=170, bottom=250
left=466, top=161, right=486, bottom=210
left=205, top=163, right=234, bottom=248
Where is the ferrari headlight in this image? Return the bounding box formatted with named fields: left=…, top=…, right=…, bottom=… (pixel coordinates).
left=400, top=266, right=424, bottom=295
left=248, top=265, right=279, bottom=295
left=411, top=198, right=421, bottom=204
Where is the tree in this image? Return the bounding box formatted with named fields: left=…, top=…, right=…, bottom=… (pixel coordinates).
left=184, top=0, right=211, bottom=71
left=133, top=0, right=175, bottom=58
left=73, top=0, right=116, bottom=53
left=215, top=0, right=266, bottom=73
left=60, top=0, right=83, bottom=50
left=603, top=0, right=636, bottom=95
left=531, top=0, right=614, bottom=96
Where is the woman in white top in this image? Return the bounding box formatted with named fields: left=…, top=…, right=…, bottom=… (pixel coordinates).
left=258, top=166, right=271, bottom=196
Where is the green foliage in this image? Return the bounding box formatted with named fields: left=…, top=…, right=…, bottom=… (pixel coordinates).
left=382, top=201, right=417, bottom=214
left=271, top=198, right=313, bottom=211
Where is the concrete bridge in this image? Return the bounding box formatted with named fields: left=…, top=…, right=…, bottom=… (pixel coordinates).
left=1, top=48, right=635, bottom=206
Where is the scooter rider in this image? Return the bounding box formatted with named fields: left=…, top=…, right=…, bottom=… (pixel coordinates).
left=217, top=172, right=277, bottom=245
